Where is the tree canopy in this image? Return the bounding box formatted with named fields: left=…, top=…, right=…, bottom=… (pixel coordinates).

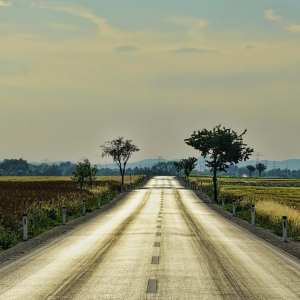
left=71, top=159, right=98, bottom=189
left=256, top=163, right=267, bottom=177
left=101, top=137, right=139, bottom=190
left=185, top=125, right=253, bottom=201
left=246, top=165, right=256, bottom=177
left=181, top=157, right=197, bottom=180
left=173, top=160, right=183, bottom=177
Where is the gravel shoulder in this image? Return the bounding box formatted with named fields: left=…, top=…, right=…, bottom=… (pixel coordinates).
left=193, top=189, right=300, bottom=262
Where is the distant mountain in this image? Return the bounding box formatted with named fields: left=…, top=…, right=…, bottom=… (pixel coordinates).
left=237, top=159, right=300, bottom=171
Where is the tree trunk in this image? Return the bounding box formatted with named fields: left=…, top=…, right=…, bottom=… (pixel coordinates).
left=213, top=168, right=217, bottom=203
left=121, top=170, right=124, bottom=192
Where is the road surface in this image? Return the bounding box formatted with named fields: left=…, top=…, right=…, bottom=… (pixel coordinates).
left=0, top=176, right=300, bottom=299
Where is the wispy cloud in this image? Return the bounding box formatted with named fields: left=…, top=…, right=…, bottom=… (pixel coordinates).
left=166, top=17, right=208, bottom=29
left=243, top=43, right=274, bottom=50
left=43, top=22, right=78, bottom=31
left=31, top=2, right=125, bottom=39
left=114, top=45, right=139, bottom=52
left=264, top=9, right=282, bottom=22
left=0, top=1, right=12, bottom=7
left=170, top=47, right=217, bottom=53
left=287, top=25, right=300, bottom=33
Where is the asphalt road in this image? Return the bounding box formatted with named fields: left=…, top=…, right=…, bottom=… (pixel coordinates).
left=1, top=176, right=300, bottom=299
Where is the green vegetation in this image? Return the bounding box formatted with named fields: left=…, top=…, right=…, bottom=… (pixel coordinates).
left=189, top=176, right=300, bottom=239
left=0, top=176, right=144, bottom=252
left=185, top=125, right=253, bottom=202
left=101, top=137, right=139, bottom=191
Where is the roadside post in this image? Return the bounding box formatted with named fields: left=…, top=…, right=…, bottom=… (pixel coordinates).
left=222, top=198, right=225, bottom=209
left=107, top=192, right=110, bottom=203
left=251, top=205, right=255, bottom=226
left=115, top=189, right=118, bottom=197
left=82, top=200, right=86, bottom=216
left=232, top=201, right=236, bottom=216
left=62, top=206, right=66, bottom=225
left=282, top=216, right=288, bottom=242
left=23, top=212, right=28, bottom=241
left=98, top=196, right=101, bottom=209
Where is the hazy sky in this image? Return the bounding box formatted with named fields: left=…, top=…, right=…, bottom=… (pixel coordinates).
left=1, top=0, right=300, bottom=164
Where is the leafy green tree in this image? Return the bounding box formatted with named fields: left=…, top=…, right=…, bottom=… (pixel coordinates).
left=185, top=125, right=253, bottom=202
left=256, top=163, right=267, bottom=177
left=173, top=161, right=183, bottom=177
left=101, top=137, right=139, bottom=191
left=71, top=159, right=98, bottom=189
left=246, top=165, right=256, bottom=177
left=182, top=157, right=198, bottom=181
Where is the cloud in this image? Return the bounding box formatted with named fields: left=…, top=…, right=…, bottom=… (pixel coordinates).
left=264, top=9, right=282, bottom=22
left=170, top=47, right=217, bottom=53
left=43, top=22, right=78, bottom=31
left=287, top=25, right=300, bottom=33
left=31, top=2, right=124, bottom=39
left=243, top=43, right=274, bottom=50
left=0, top=1, right=11, bottom=7
left=114, top=45, right=139, bottom=52
left=165, top=17, right=208, bottom=29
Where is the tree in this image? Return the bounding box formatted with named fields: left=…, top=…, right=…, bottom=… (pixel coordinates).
left=181, top=157, right=198, bottom=181
left=246, top=165, right=256, bottom=177
left=43, top=164, right=63, bottom=176
left=71, top=159, right=98, bottom=189
left=101, top=137, right=139, bottom=191
left=256, top=163, right=267, bottom=177
left=173, top=160, right=183, bottom=177
left=185, top=125, right=253, bottom=202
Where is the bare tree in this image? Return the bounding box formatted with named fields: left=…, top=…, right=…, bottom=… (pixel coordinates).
left=100, top=137, right=139, bottom=191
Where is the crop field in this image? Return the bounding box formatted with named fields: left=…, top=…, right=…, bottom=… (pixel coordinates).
left=189, top=176, right=300, bottom=239
left=0, top=176, right=144, bottom=251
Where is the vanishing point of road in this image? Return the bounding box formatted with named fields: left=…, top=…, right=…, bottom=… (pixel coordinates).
left=0, top=176, right=300, bottom=299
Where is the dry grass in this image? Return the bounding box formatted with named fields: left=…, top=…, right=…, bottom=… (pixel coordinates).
left=0, top=176, right=144, bottom=250
left=189, top=176, right=300, bottom=238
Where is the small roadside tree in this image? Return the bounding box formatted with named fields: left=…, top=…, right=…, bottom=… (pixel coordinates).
left=101, top=137, right=139, bottom=191
left=185, top=125, right=253, bottom=202
left=246, top=165, right=256, bottom=177
left=182, top=157, right=198, bottom=181
left=173, top=160, right=183, bottom=177
left=256, top=163, right=267, bottom=177
left=71, top=159, right=98, bottom=189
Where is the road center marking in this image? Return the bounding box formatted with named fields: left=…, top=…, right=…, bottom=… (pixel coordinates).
left=147, top=279, right=158, bottom=293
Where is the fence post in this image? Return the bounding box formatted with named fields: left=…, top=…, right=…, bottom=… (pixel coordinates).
left=98, top=196, right=101, bottom=209
left=251, top=205, right=255, bottom=226
left=23, top=212, right=28, bottom=241
left=282, top=216, right=288, bottom=242
left=63, top=206, right=66, bottom=225
left=222, top=197, right=225, bottom=209
left=107, top=192, right=110, bottom=203
left=82, top=200, right=86, bottom=216
left=232, top=201, right=236, bottom=216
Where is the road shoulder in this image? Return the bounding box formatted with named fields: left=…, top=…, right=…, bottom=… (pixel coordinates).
left=192, top=189, right=300, bottom=262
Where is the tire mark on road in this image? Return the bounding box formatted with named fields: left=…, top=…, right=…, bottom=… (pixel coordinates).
left=46, top=190, right=152, bottom=299
left=174, top=189, right=259, bottom=300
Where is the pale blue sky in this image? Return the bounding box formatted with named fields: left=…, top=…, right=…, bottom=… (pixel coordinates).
left=0, top=0, right=300, bottom=164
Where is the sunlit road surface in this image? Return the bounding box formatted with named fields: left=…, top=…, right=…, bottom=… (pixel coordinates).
left=1, top=177, right=300, bottom=299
